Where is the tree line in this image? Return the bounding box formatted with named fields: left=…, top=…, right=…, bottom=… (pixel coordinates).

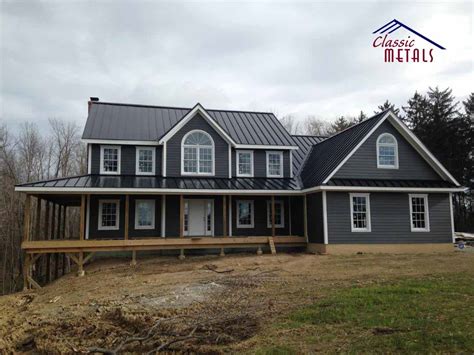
left=0, top=119, right=86, bottom=294
left=281, top=87, right=473, bottom=233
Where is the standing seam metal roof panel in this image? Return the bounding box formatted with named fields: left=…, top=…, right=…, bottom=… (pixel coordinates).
left=300, top=111, right=388, bottom=188
left=82, top=102, right=296, bottom=146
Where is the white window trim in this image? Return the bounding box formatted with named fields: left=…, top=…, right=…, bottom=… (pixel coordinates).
left=409, top=194, right=430, bottom=232
left=134, top=199, right=155, bottom=230
left=100, top=145, right=121, bottom=175
left=98, top=199, right=120, bottom=231
left=236, top=150, right=254, bottom=177
left=266, top=151, right=284, bottom=178
left=266, top=200, right=285, bottom=228
left=236, top=200, right=254, bottom=228
left=135, top=146, right=156, bottom=175
left=350, top=193, right=371, bottom=232
left=377, top=133, right=399, bottom=169
left=180, top=129, right=215, bottom=176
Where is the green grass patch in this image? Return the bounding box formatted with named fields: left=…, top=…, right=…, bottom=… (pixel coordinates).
left=277, top=275, right=474, bottom=353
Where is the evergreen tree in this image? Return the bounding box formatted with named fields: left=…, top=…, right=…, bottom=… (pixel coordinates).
left=403, top=88, right=473, bottom=231
left=375, top=100, right=400, bottom=116
left=356, top=111, right=368, bottom=123
left=327, top=116, right=353, bottom=135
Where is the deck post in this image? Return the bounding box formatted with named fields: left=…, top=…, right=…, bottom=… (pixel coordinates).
left=80, top=195, right=86, bottom=241
left=124, top=195, right=129, bottom=240
left=131, top=250, right=137, bottom=266
left=44, top=202, right=51, bottom=283
left=221, top=195, right=227, bottom=256
left=35, top=197, right=41, bottom=241
left=54, top=205, right=62, bottom=280
left=23, top=194, right=31, bottom=243
left=34, top=198, right=42, bottom=280
left=50, top=203, right=56, bottom=281
left=61, top=206, right=67, bottom=275
left=77, top=252, right=85, bottom=277
left=23, top=254, right=30, bottom=291
left=179, top=195, right=185, bottom=259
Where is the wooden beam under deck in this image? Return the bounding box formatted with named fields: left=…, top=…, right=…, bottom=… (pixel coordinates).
left=22, top=236, right=306, bottom=254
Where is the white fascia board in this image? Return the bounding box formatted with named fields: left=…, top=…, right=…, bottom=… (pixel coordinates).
left=234, top=144, right=299, bottom=150
left=386, top=114, right=461, bottom=186
left=14, top=186, right=303, bottom=195
left=82, top=139, right=160, bottom=146
left=158, top=104, right=236, bottom=146
left=302, top=185, right=467, bottom=193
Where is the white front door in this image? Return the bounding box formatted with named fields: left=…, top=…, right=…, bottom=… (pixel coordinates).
left=185, top=199, right=213, bottom=236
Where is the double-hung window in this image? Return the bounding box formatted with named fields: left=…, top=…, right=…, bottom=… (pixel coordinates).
left=266, top=151, right=283, bottom=177
left=98, top=199, right=120, bottom=230
left=135, top=199, right=155, bottom=230
left=136, top=147, right=155, bottom=175
left=100, top=146, right=121, bottom=174
left=350, top=193, right=371, bottom=232
left=266, top=200, right=284, bottom=228
left=377, top=133, right=398, bottom=169
left=237, top=200, right=254, bottom=228
left=181, top=130, right=214, bottom=175
left=409, top=194, right=430, bottom=232
left=236, top=150, right=254, bottom=177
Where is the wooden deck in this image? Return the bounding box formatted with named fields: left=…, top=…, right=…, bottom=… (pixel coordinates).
left=22, top=236, right=307, bottom=253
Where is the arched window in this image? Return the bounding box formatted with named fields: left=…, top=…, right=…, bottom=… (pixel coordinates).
left=377, top=133, right=398, bottom=169
left=181, top=130, right=214, bottom=175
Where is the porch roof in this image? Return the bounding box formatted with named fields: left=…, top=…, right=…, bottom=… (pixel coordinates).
left=15, top=174, right=302, bottom=193
left=326, top=178, right=457, bottom=188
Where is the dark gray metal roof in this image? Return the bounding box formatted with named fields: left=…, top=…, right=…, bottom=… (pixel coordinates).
left=327, top=178, right=456, bottom=188
left=82, top=102, right=296, bottom=146
left=300, top=111, right=388, bottom=188
left=17, top=175, right=301, bottom=191
left=291, top=135, right=326, bottom=174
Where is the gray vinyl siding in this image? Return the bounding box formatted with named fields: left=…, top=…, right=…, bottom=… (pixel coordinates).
left=88, top=195, right=163, bottom=239
left=166, top=113, right=229, bottom=178
left=289, top=196, right=305, bottom=236
left=306, top=192, right=324, bottom=243
left=231, top=196, right=290, bottom=236
left=334, top=121, right=441, bottom=180
left=326, top=192, right=452, bottom=244
left=231, top=149, right=291, bottom=178
left=90, top=144, right=162, bottom=176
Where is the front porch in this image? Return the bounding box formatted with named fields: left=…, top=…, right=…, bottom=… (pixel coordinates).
left=20, top=192, right=308, bottom=289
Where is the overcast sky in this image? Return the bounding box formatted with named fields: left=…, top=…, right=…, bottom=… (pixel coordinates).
left=1, top=1, right=472, bottom=132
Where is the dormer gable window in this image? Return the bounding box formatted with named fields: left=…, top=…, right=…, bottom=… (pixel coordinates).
left=377, top=133, right=398, bottom=169
left=181, top=130, right=215, bottom=175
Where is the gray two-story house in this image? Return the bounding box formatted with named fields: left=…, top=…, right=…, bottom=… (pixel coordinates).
left=16, top=97, right=463, bottom=280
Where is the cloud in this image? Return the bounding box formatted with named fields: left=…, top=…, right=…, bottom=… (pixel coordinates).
left=0, top=1, right=472, bottom=131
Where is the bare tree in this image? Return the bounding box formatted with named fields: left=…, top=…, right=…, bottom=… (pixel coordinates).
left=0, top=118, right=85, bottom=294
left=280, top=115, right=302, bottom=135
left=303, top=116, right=329, bottom=136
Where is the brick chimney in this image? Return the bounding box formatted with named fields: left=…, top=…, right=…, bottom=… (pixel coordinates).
left=88, top=97, right=99, bottom=113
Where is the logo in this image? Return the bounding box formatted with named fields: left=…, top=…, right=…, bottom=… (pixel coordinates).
left=372, top=19, right=446, bottom=63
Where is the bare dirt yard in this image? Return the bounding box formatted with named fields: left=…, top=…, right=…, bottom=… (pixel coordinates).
left=0, top=251, right=473, bottom=354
